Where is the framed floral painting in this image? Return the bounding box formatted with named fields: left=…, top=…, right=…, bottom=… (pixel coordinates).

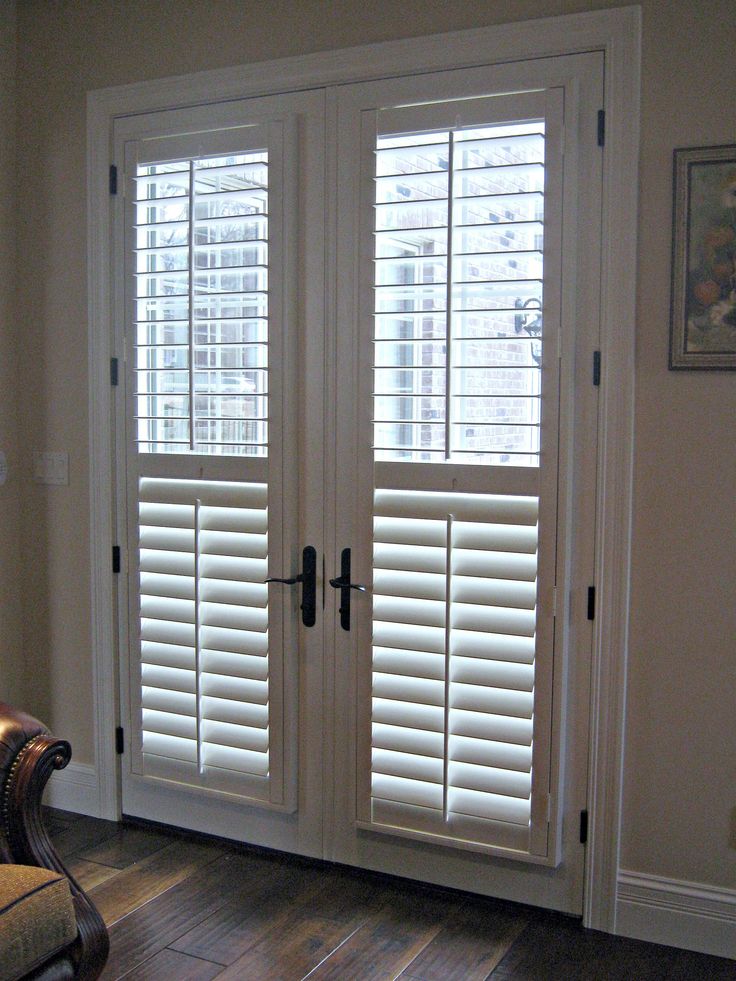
left=670, top=144, right=736, bottom=369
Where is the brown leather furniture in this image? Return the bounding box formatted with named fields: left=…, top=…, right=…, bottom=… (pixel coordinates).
left=0, top=703, right=108, bottom=979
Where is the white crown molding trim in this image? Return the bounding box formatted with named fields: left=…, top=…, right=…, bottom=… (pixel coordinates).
left=88, top=3, right=641, bottom=928
left=88, top=5, right=640, bottom=116
left=44, top=763, right=101, bottom=818
left=617, top=870, right=736, bottom=960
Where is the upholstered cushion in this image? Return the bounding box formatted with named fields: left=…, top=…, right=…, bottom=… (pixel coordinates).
left=0, top=865, right=76, bottom=981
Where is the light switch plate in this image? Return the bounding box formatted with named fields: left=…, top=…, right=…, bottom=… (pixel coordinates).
left=33, top=451, right=69, bottom=485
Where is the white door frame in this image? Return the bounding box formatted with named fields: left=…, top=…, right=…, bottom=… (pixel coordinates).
left=87, top=5, right=640, bottom=933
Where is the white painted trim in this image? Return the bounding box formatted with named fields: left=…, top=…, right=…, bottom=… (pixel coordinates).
left=87, top=4, right=642, bottom=931
left=582, top=5, right=641, bottom=934
left=44, top=763, right=102, bottom=818
left=88, top=7, right=639, bottom=117
left=87, top=95, right=120, bottom=823
left=617, top=871, right=736, bottom=960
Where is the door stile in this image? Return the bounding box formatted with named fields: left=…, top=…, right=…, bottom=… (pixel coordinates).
left=295, top=91, right=330, bottom=855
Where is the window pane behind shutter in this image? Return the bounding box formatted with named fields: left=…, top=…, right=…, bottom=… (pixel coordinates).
left=134, top=152, right=269, bottom=457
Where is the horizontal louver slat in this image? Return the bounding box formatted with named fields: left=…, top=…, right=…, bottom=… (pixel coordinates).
left=448, top=787, right=530, bottom=826
left=372, top=749, right=444, bottom=784
left=375, top=490, right=537, bottom=524
left=448, top=761, right=531, bottom=799
left=372, top=772, right=444, bottom=810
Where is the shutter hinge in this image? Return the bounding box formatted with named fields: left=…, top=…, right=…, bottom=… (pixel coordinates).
left=109, top=164, right=118, bottom=195
left=580, top=809, right=589, bottom=844
left=593, top=350, right=601, bottom=386
left=110, top=357, right=119, bottom=386
left=597, top=110, right=605, bottom=147
left=112, top=545, right=121, bottom=574
left=587, top=585, right=596, bottom=620
left=115, top=726, right=124, bottom=755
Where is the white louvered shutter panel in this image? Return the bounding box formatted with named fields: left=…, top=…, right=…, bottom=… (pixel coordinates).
left=371, top=489, right=538, bottom=853
left=359, top=93, right=561, bottom=858
left=139, top=478, right=273, bottom=798
left=125, top=121, right=295, bottom=809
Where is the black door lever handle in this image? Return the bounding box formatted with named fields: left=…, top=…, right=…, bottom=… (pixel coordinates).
left=266, top=545, right=317, bottom=627
left=328, top=548, right=366, bottom=630
left=328, top=575, right=366, bottom=592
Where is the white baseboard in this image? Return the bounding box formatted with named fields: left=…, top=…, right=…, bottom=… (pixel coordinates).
left=617, top=870, right=736, bottom=960
left=43, top=762, right=102, bottom=818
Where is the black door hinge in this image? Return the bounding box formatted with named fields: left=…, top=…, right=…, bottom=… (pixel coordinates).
left=580, top=809, right=589, bottom=844
left=109, top=164, right=118, bottom=195
left=112, top=545, right=121, bottom=574
left=115, top=727, right=124, bottom=755
left=587, top=586, right=596, bottom=620
left=597, top=110, right=605, bottom=147
left=110, top=357, right=119, bottom=386
left=593, top=350, right=601, bottom=386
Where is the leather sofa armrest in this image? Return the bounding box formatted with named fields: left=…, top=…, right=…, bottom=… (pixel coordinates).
left=0, top=702, right=109, bottom=980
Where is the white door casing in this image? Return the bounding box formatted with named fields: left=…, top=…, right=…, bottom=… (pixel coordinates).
left=87, top=7, right=640, bottom=932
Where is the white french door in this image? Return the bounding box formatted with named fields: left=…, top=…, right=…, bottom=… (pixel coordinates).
left=114, top=90, right=327, bottom=856
left=330, top=55, right=603, bottom=912
left=114, top=52, right=602, bottom=912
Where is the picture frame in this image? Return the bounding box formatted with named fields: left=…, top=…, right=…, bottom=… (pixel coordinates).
left=670, top=144, right=736, bottom=369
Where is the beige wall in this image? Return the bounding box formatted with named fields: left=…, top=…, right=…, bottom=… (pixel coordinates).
left=0, top=0, right=23, bottom=705
left=12, top=0, right=736, bottom=892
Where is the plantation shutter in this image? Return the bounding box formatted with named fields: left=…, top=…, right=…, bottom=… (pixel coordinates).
left=370, top=488, right=539, bottom=853
left=124, top=119, right=296, bottom=809
left=357, top=90, right=562, bottom=857
left=138, top=477, right=272, bottom=800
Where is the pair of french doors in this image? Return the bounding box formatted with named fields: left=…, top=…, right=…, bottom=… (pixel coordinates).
left=114, top=51, right=602, bottom=913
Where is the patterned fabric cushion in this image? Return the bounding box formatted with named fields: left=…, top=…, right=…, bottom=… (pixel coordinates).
left=0, top=865, right=77, bottom=981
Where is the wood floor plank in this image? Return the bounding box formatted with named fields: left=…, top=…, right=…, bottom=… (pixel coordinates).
left=100, top=852, right=257, bottom=980
left=398, top=900, right=529, bottom=981
left=212, top=911, right=364, bottom=980
left=289, top=865, right=392, bottom=923
left=66, top=856, right=122, bottom=892
left=304, top=891, right=450, bottom=981
left=169, top=858, right=326, bottom=965
left=668, top=947, right=736, bottom=980
left=78, top=825, right=175, bottom=870
left=43, top=806, right=75, bottom=835
left=120, top=947, right=223, bottom=981
left=90, top=838, right=224, bottom=925
left=49, top=813, right=121, bottom=860
left=490, top=915, right=680, bottom=980
left=210, top=869, right=394, bottom=979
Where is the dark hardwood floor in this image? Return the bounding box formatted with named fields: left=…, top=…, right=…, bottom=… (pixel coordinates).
left=46, top=808, right=734, bottom=980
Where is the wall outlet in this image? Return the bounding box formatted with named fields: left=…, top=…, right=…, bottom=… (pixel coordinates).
left=33, top=451, right=69, bottom=486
